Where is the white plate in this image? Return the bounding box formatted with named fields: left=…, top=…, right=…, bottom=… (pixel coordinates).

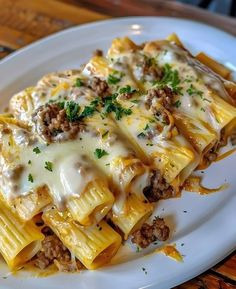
left=0, top=17, right=235, bottom=289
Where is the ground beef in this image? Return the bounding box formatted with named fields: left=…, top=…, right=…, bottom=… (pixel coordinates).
left=33, top=233, right=82, bottom=272
left=204, top=132, right=227, bottom=165
left=230, top=129, right=236, bottom=146
left=136, top=57, right=163, bottom=82
left=93, top=49, right=103, bottom=57
left=145, top=86, right=174, bottom=111
left=131, top=217, right=170, bottom=248
left=89, top=77, right=110, bottom=97
left=143, top=170, right=174, bottom=202
left=32, top=103, right=84, bottom=143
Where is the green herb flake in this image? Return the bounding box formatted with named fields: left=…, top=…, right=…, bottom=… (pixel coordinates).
left=75, top=78, right=83, bottom=87
left=173, top=100, right=181, bottom=108
left=200, top=107, right=205, bottom=112
left=102, top=95, right=132, bottom=120
left=144, top=124, right=149, bottom=130
left=119, top=85, right=136, bottom=95
left=137, top=132, right=146, bottom=138
left=186, top=84, right=203, bottom=98
left=28, top=160, right=32, bottom=165
left=142, top=267, right=147, bottom=275
left=45, top=161, right=53, bottom=172
left=94, top=148, right=109, bottom=159
left=65, top=101, right=80, bottom=121
left=131, top=99, right=139, bottom=104
left=153, top=63, right=182, bottom=94
left=108, top=74, right=120, bottom=85
left=102, top=131, right=109, bottom=138
left=203, top=98, right=211, bottom=103
left=33, top=147, right=41, bottom=154
left=28, top=174, right=34, bottom=183
left=136, top=246, right=140, bottom=253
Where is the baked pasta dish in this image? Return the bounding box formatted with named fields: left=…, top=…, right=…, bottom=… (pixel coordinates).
left=0, top=34, right=235, bottom=273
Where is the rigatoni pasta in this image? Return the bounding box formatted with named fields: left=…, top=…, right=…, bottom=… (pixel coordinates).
left=0, top=34, right=235, bottom=273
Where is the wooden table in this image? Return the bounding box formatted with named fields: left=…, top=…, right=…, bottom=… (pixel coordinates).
left=0, top=0, right=235, bottom=288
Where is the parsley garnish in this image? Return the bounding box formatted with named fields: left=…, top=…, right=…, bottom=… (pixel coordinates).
left=142, top=267, right=148, bottom=275
left=33, top=147, right=41, bottom=154
left=200, top=107, right=205, bottom=112
left=173, top=100, right=181, bottom=108
left=119, top=85, right=136, bottom=95
left=45, top=161, right=53, bottom=172
left=94, top=148, right=109, bottom=159
left=131, top=99, right=139, bottom=104
left=153, top=64, right=182, bottom=94
left=186, top=84, right=203, bottom=98
left=28, top=174, right=34, bottom=183
left=75, top=78, right=83, bottom=87
left=102, top=131, right=109, bottom=138
left=137, top=132, right=146, bottom=138
left=103, top=94, right=132, bottom=120
left=65, top=101, right=80, bottom=121
left=28, top=160, right=32, bottom=165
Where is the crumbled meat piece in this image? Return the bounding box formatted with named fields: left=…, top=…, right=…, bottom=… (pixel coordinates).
left=32, top=103, right=84, bottom=143
left=204, top=132, right=227, bottom=165
left=143, top=65, right=162, bottom=81
left=93, top=49, right=103, bottom=57
left=34, top=233, right=82, bottom=272
left=136, top=57, right=163, bottom=82
left=143, top=170, right=174, bottom=202
left=145, top=86, right=174, bottom=110
left=131, top=217, right=170, bottom=248
left=89, top=77, right=110, bottom=97
left=230, top=129, right=236, bottom=146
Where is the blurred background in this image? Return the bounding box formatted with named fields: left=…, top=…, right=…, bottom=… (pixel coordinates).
left=0, top=0, right=235, bottom=60
left=178, top=0, right=235, bottom=16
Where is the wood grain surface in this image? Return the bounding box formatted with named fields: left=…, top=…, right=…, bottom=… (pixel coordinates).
left=0, top=0, right=235, bottom=288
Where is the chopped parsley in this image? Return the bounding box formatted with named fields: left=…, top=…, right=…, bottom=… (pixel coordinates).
left=94, top=148, right=109, bottom=159
left=200, top=107, right=205, bottom=112
left=203, top=98, right=211, bottom=103
left=137, top=132, right=146, bottom=138
left=153, top=64, right=182, bottom=94
left=142, top=267, right=148, bottom=275
left=119, top=85, right=136, bottom=95
left=102, top=94, right=132, bottom=120
left=45, top=161, right=53, bottom=172
left=107, top=71, right=124, bottom=85
left=28, top=174, right=34, bottom=183
left=136, top=246, right=141, bottom=253
left=131, top=99, right=139, bottom=104
left=75, top=78, right=83, bottom=87
left=33, top=147, right=41, bottom=154
left=65, top=101, right=80, bottom=121
left=173, top=100, right=181, bottom=108
left=28, top=160, right=32, bottom=165
left=137, top=123, right=150, bottom=138
left=186, top=84, right=203, bottom=98
left=102, top=131, right=109, bottom=138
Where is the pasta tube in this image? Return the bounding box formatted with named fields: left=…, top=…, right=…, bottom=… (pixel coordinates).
left=111, top=193, right=153, bottom=239
left=0, top=197, right=44, bottom=270
left=43, top=207, right=122, bottom=269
